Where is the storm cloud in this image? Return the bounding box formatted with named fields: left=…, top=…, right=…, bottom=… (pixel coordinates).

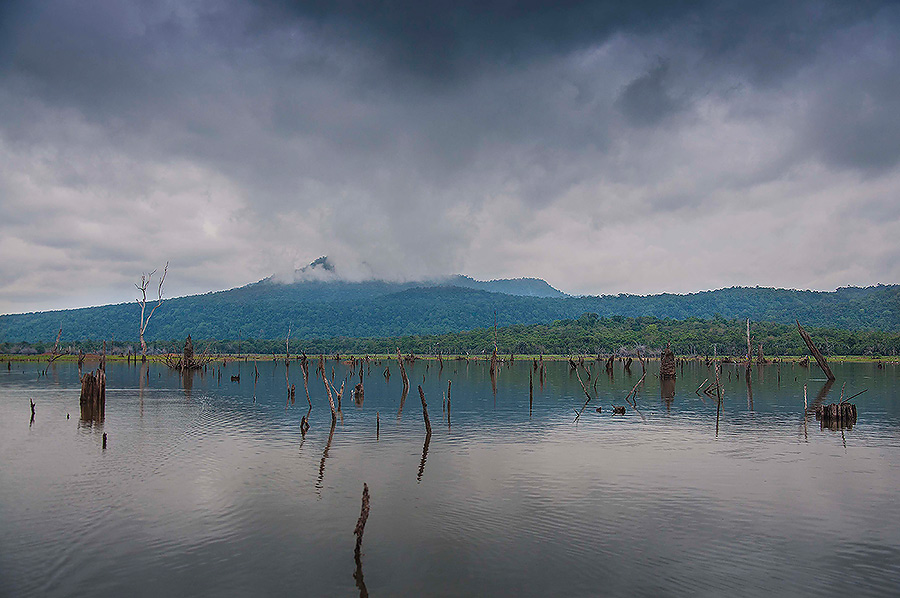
left=1, top=0, right=899, bottom=313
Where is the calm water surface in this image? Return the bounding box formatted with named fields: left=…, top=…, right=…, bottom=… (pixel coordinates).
left=1, top=358, right=899, bottom=597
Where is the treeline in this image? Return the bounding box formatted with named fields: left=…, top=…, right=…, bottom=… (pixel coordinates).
left=4, top=315, right=899, bottom=357
left=2, top=282, right=900, bottom=344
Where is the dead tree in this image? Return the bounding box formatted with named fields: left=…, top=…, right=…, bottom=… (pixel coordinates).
left=135, top=262, right=168, bottom=362
left=43, top=327, right=67, bottom=374
left=660, top=344, right=676, bottom=380
left=746, top=318, right=752, bottom=363
left=797, top=320, right=836, bottom=381
left=396, top=348, right=409, bottom=392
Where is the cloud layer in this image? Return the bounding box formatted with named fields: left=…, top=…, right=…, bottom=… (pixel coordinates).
left=1, top=0, right=899, bottom=313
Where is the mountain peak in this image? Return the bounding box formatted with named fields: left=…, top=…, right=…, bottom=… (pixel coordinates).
left=300, top=256, right=335, bottom=273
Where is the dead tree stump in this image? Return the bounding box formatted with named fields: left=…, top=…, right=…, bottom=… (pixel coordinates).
left=815, top=402, right=857, bottom=430
left=184, top=334, right=194, bottom=365
left=660, top=345, right=676, bottom=380
left=79, top=368, right=106, bottom=421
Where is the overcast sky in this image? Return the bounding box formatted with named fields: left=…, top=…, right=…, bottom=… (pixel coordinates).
left=1, top=0, right=899, bottom=314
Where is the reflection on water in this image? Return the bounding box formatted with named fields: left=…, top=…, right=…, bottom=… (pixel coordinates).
left=2, top=358, right=900, bottom=597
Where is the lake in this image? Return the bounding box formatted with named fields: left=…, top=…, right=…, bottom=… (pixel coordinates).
left=1, top=357, right=899, bottom=597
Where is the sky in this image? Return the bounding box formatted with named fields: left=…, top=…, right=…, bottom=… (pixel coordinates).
left=1, top=0, right=899, bottom=314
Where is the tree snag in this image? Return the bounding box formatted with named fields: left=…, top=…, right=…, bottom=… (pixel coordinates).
left=135, top=262, right=167, bottom=362
left=797, top=320, right=835, bottom=381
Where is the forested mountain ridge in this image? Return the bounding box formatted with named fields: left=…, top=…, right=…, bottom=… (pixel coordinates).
left=1, top=276, right=897, bottom=343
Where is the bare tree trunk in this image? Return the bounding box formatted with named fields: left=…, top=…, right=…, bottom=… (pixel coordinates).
left=797, top=320, right=836, bottom=381
left=396, top=348, right=409, bottom=391
left=136, top=262, right=167, bottom=363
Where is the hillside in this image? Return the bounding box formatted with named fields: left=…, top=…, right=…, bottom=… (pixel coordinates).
left=1, top=275, right=898, bottom=343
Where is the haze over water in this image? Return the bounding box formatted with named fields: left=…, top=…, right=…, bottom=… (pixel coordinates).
left=2, top=358, right=899, bottom=597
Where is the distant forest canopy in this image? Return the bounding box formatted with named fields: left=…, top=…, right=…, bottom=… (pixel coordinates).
left=4, top=315, right=899, bottom=357
left=1, top=280, right=898, bottom=345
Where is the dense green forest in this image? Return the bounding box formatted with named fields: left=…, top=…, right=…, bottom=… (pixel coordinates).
left=4, top=315, right=899, bottom=357
left=1, top=280, right=899, bottom=344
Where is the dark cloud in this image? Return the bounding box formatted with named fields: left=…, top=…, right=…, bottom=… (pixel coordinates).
left=0, top=0, right=899, bottom=312
left=616, top=60, right=682, bottom=127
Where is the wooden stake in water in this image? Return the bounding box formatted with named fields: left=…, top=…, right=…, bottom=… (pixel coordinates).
left=354, top=483, right=370, bottom=556
left=529, top=370, right=533, bottom=415
left=353, top=483, right=370, bottom=597
left=715, top=364, right=722, bottom=438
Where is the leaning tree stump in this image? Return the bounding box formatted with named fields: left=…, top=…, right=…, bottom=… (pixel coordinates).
left=80, top=368, right=106, bottom=421
left=660, top=345, right=677, bottom=380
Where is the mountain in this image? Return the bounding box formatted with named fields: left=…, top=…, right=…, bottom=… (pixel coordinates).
left=445, top=275, right=565, bottom=298
left=1, top=260, right=899, bottom=344
left=256, top=257, right=567, bottom=301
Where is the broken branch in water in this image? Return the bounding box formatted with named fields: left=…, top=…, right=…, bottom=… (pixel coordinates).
left=624, top=370, right=647, bottom=408
left=573, top=369, right=595, bottom=422
left=841, top=388, right=868, bottom=404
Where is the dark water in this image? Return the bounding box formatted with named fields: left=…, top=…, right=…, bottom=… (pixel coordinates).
left=2, top=358, right=899, bottom=597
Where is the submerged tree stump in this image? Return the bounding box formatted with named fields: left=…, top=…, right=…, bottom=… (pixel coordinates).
left=80, top=368, right=106, bottom=421
left=815, top=402, right=857, bottom=430
left=660, top=346, right=676, bottom=380
left=184, top=334, right=194, bottom=364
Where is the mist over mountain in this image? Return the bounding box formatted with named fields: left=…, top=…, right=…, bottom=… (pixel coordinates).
left=1, top=256, right=898, bottom=344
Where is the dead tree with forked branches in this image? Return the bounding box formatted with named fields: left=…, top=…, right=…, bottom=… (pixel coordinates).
left=43, top=327, right=67, bottom=374
left=136, top=262, right=168, bottom=362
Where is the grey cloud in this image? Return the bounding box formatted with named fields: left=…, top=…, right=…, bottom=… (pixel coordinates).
left=1, top=0, right=899, bottom=312
left=616, top=60, right=681, bottom=127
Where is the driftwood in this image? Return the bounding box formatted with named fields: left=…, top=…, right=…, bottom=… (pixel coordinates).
left=797, top=321, right=835, bottom=381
